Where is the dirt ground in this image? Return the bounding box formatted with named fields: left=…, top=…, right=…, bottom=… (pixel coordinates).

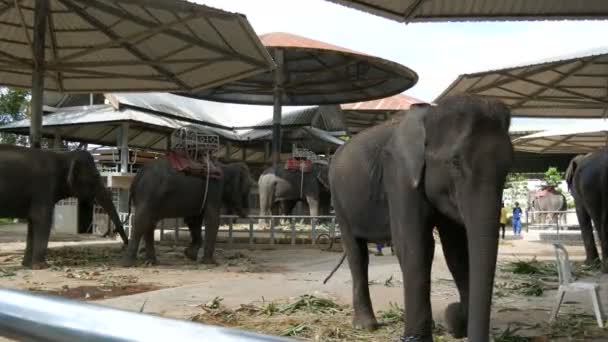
left=1, top=223, right=608, bottom=341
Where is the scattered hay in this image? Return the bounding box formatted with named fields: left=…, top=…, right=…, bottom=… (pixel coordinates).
left=47, top=246, right=122, bottom=267
left=502, top=258, right=557, bottom=277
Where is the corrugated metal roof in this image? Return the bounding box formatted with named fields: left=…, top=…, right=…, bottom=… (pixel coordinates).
left=436, top=47, right=608, bottom=118
left=325, top=0, right=608, bottom=23
left=0, top=0, right=274, bottom=93
left=250, top=105, right=345, bottom=131
left=340, top=93, right=424, bottom=111
left=513, top=120, right=608, bottom=154
left=178, top=32, right=418, bottom=106
left=0, top=104, right=240, bottom=151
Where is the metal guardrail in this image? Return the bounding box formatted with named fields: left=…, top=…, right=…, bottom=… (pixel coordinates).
left=0, top=288, right=291, bottom=342
left=524, top=210, right=578, bottom=239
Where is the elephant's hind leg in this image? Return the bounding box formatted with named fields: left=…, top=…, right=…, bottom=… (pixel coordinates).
left=184, top=215, right=203, bottom=261
left=29, top=205, right=53, bottom=269
left=143, top=228, right=158, bottom=265
left=341, top=225, right=378, bottom=331
left=437, top=221, right=469, bottom=339
left=22, top=220, right=34, bottom=268
left=122, top=210, right=155, bottom=267
left=577, top=205, right=600, bottom=266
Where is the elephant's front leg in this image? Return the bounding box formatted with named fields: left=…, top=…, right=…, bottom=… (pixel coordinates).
left=201, top=206, right=220, bottom=265
left=121, top=211, right=152, bottom=267
left=22, top=220, right=34, bottom=268
left=143, top=229, right=158, bottom=265
left=184, top=216, right=203, bottom=261
left=437, top=222, right=469, bottom=339
left=576, top=205, right=600, bottom=265
left=29, top=205, right=54, bottom=269
left=388, top=193, right=434, bottom=341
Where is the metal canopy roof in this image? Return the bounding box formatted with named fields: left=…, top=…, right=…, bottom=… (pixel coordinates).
left=325, top=0, right=608, bottom=23
left=0, top=0, right=274, bottom=93
left=436, top=47, right=608, bottom=118
left=513, top=120, right=608, bottom=154
left=180, top=32, right=418, bottom=106
left=340, top=93, right=423, bottom=133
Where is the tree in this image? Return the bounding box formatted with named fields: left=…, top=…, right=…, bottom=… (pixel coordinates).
left=504, top=173, right=529, bottom=208
left=0, top=88, right=30, bottom=145
left=543, top=166, right=563, bottom=191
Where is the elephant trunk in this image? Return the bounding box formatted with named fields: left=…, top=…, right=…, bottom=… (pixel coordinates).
left=464, top=187, right=501, bottom=341
left=95, top=185, right=129, bottom=245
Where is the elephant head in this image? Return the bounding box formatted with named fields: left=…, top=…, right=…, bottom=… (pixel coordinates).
left=391, top=97, right=513, bottom=339
left=221, top=162, right=254, bottom=218
left=65, top=151, right=128, bottom=244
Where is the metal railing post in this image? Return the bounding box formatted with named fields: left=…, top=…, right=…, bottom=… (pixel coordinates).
left=228, top=218, right=234, bottom=245
left=270, top=216, right=275, bottom=245
left=174, top=218, right=179, bottom=243
left=311, top=218, right=316, bottom=245
left=290, top=218, right=296, bottom=245
left=249, top=219, right=254, bottom=246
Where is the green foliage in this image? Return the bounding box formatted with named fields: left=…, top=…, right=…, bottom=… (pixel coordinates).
left=504, top=173, right=529, bottom=208
left=0, top=87, right=30, bottom=145
left=544, top=167, right=563, bottom=189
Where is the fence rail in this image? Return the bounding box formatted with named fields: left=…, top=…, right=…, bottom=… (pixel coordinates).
left=0, top=288, right=291, bottom=342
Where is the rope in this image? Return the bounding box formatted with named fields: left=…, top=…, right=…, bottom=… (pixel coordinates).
left=200, top=153, right=211, bottom=214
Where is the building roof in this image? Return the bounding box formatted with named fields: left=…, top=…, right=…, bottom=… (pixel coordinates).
left=325, top=0, right=608, bottom=23
left=436, top=46, right=608, bottom=118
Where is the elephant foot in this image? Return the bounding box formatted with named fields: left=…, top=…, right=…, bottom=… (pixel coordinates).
left=399, top=335, right=433, bottom=342
left=21, top=259, right=32, bottom=268
left=120, top=256, right=137, bottom=268
left=144, top=258, right=158, bottom=266
left=31, top=261, right=49, bottom=270
left=352, top=315, right=379, bottom=331
left=584, top=257, right=601, bottom=270
left=201, top=257, right=217, bottom=265
left=444, top=302, right=467, bottom=338
left=184, top=247, right=199, bottom=261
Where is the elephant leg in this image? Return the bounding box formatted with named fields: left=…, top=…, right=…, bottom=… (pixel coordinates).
left=201, top=205, right=220, bottom=265
left=340, top=221, right=377, bottom=331
left=437, top=221, right=469, bottom=339
left=184, top=215, right=203, bottom=261
left=143, top=229, right=158, bottom=265
left=22, top=220, right=34, bottom=268
left=388, top=192, right=433, bottom=340
left=30, top=205, right=53, bottom=269
left=587, top=204, right=608, bottom=272
left=577, top=205, right=601, bottom=265
left=122, top=210, right=153, bottom=267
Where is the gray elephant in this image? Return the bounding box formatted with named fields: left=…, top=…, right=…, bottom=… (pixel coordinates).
left=527, top=189, right=567, bottom=225
left=121, top=157, right=253, bottom=267
left=328, top=95, right=513, bottom=341
left=566, top=151, right=608, bottom=272
left=258, top=161, right=331, bottom=224
left=0, top=145, right=128, bottom=269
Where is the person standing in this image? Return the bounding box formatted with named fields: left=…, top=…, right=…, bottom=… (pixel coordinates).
left=499, top=202, right=508, bottom=239
left=512, top=202, right=523, bottom=236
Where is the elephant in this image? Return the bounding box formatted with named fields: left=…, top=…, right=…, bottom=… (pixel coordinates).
left=527, top=189, right=567, bottom=225
left=0, top=145, right=128, bottom=269
left=258, top=161, right=331, bottom=225
left=327, top=95, right=513, bottom=341
left=565, top=151, right=608, bottom=272
left=121, top=157, right=253, bottom=267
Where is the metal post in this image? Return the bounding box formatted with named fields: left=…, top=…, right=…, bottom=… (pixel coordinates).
left=119, top=123, right=129, bottom=173
left=311, top=218, right=316, bottom=245
left=228, top=219, right=234, bottom=245
left=225, top=141, right=232, bottom=160
left=29, top=0, right=49, bottom=149
left=264, top=142, right=270, bottom=162
left=89, top=93, right=94, bottom=106
left=241, top=146, right=247, bottom=161
left=52, top=134, right=61, bottom=150
left=271, top=49, right=284, bottom=169
left=290, top=218, right=296, bottom=245
left=160, top=219, right=165, bottom=242
left=249, top=220, right=254, bottom=246
left=270, top=216, right=275, bottom=245
left=556, top=213, right=560, bottom=241
left=174, top=218, right=179, bottom=243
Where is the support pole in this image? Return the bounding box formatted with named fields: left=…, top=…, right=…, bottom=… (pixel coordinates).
left=118, top=123, right=129, bottom=173
left=29, top=0, right=49, bottom=149
left=271, top=49, right=285, bottom=169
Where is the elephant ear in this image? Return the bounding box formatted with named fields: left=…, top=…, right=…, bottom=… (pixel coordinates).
left=391, top=103, right=430, bottom=188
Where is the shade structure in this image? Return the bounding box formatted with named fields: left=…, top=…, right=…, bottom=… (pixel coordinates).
left=435, top=47, right=608, bottom=118
left=340, top=93, right=424, bottom=134
left=179, top=31, right=418, bottom=166
left=513, top=120, right=608, bottom=154
left=325, top=0, right=608, bottom=23
left=0, top=0, right=274, bottom=148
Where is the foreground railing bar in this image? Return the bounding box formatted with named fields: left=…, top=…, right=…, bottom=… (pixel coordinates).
left=0, top=288, right=291, bottom=342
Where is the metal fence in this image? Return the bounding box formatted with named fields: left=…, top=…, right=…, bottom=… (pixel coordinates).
left=0, top=288, right=291, bottom=342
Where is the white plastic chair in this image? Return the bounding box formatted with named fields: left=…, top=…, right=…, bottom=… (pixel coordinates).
left=549, top=243, right=604, bottom=327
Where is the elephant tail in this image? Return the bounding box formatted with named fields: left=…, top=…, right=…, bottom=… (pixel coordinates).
left=323, top=253, right=347, bottom=284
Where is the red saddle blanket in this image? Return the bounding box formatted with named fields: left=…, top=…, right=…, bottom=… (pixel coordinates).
left=284, top=158, right=312, bottom=173
left=166, top=151, right=223, bottom=178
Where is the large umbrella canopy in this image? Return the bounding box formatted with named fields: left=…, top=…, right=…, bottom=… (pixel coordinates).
left=180, top=31, right=418, bottom=166
left=435, top=47, right=608, bottom=118
left=513, top=119, right=608, bottom=154
left=325, top=0, right=608, bottom=23
left=0, top=0, right=274, bottom=148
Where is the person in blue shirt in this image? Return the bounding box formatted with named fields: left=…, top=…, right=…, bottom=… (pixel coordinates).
left=512, top=202, right=523, bottom=236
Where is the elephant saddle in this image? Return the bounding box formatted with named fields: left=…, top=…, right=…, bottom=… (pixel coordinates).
left=285, top=158, right=312, bottom=173
left=166, top=151, right=223, bottom=179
